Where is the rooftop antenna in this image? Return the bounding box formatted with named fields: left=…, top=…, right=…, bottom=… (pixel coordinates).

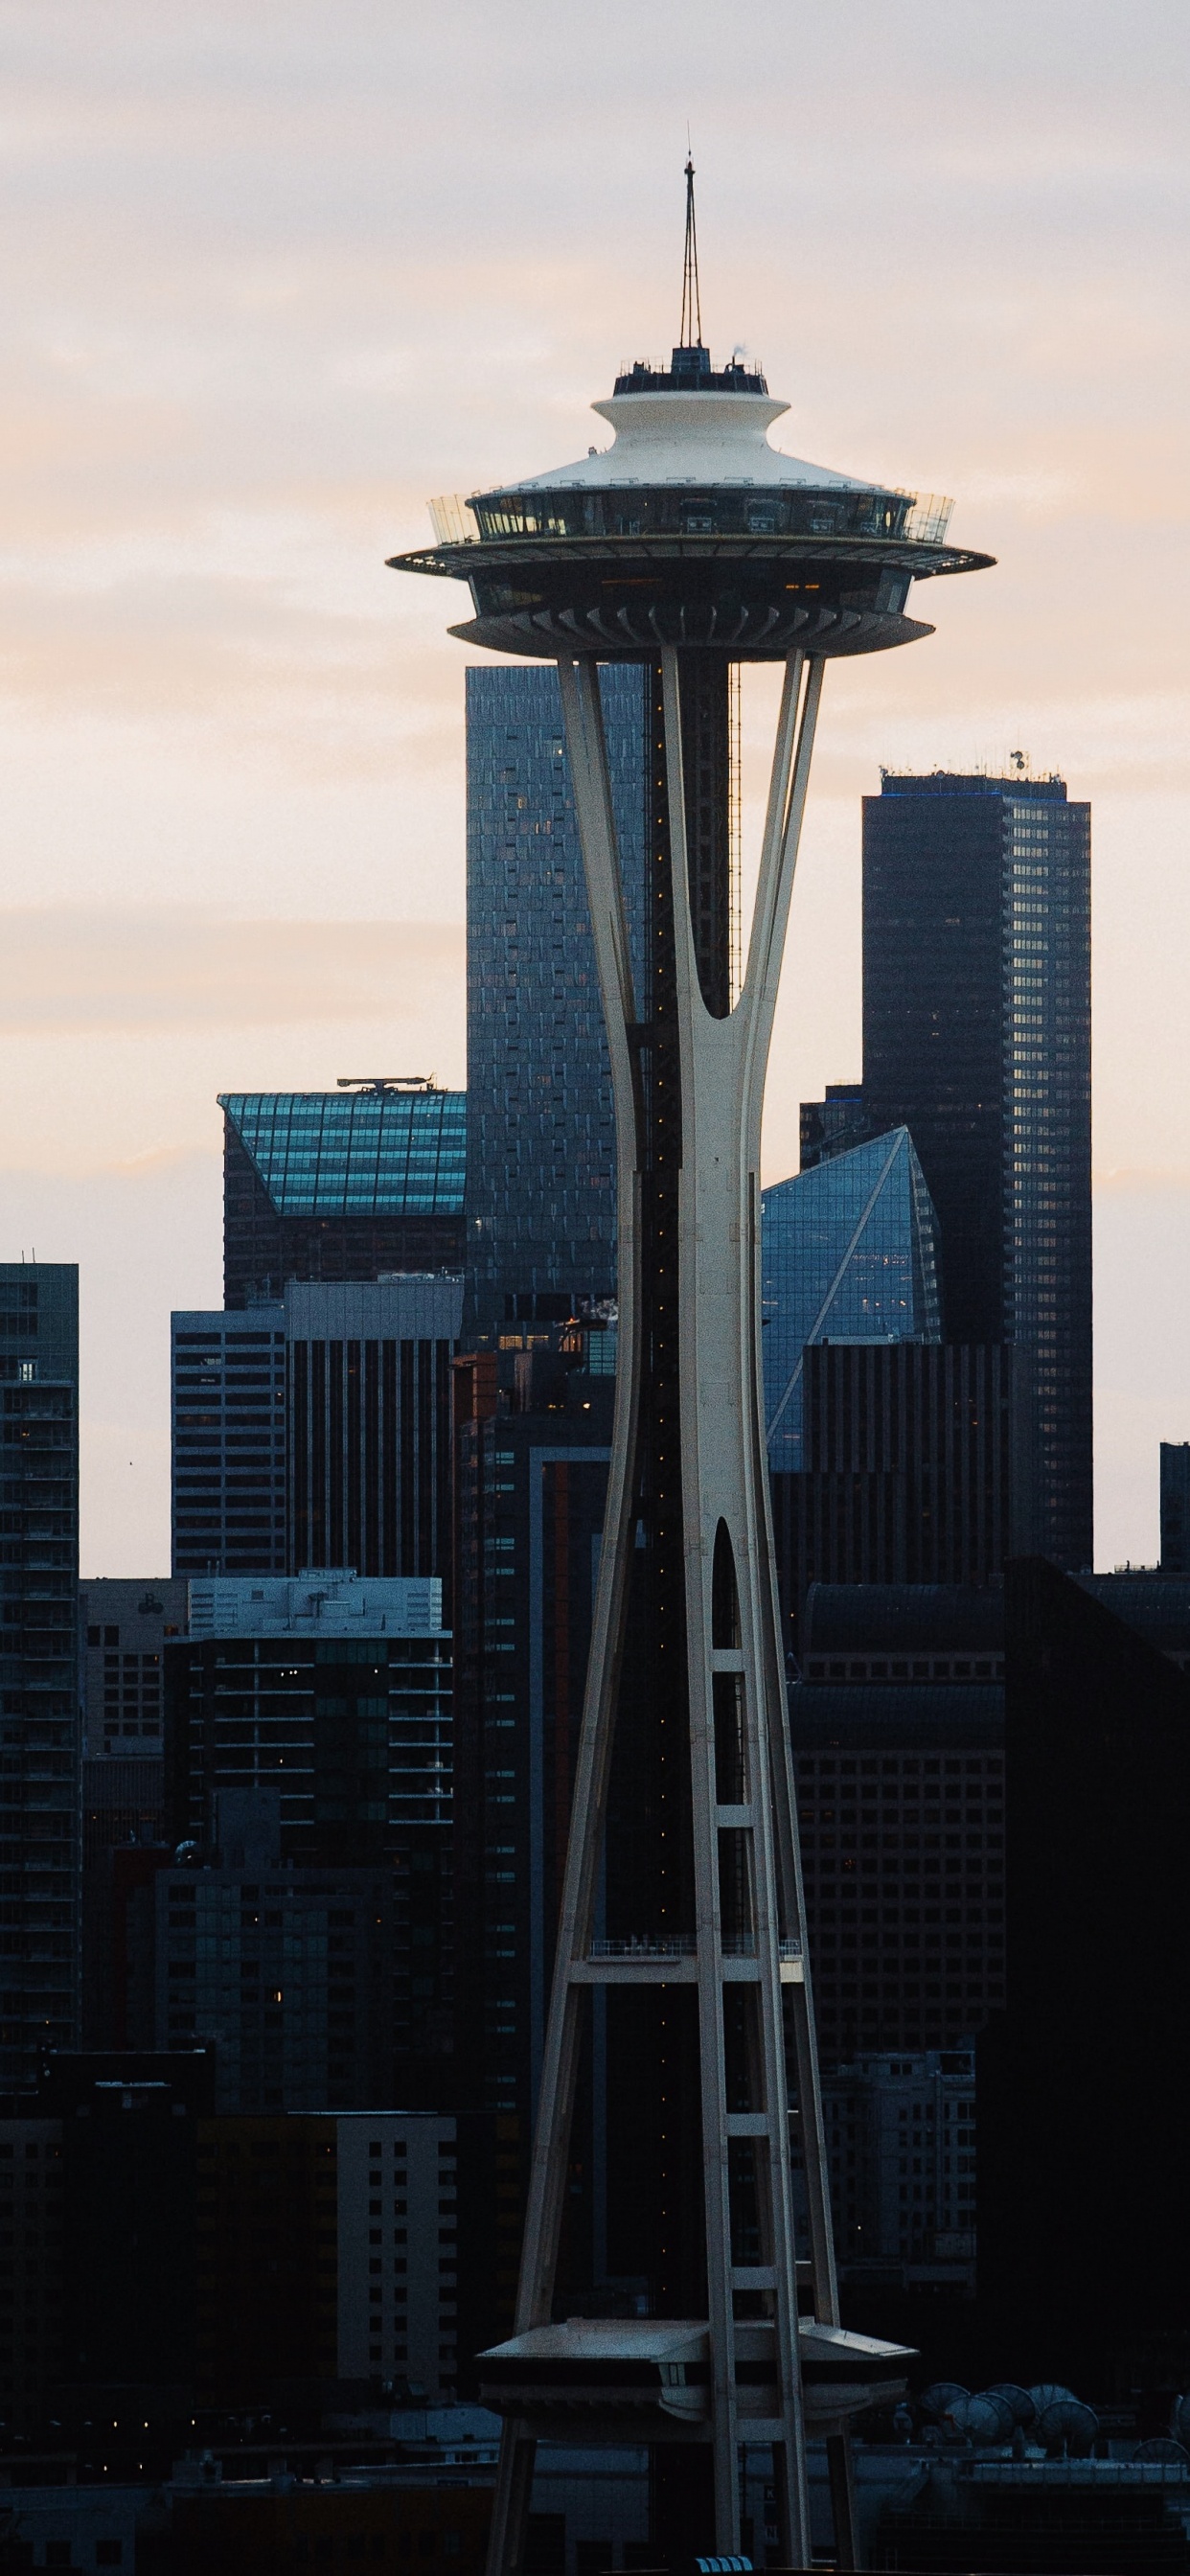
left=679, top=147, right=703, bottom=349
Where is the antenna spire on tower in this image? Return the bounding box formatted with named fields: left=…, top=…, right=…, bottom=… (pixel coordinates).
left=680, top=150, right=703, bottom=349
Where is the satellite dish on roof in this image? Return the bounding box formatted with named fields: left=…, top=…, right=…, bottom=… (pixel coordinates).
left=1037, top=2398, right=1098, bottom=2457
left=949, top=2392, right=1015, bottom=2444
left=985, top=2382, right=1036, bottom=2428
left=1136, top=2438, right=1189, bottom=2466
left=1028, top=2382, right=1076, bottom=2414
left=921, top=2381, right=969, bottom=2424
left=1174, top=2393, right=1190, bottom=2447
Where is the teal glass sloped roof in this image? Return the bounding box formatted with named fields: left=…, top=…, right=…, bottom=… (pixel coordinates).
left=762, top=1127, right=941, bottom=1470
left=220, top=1091, right=467, bottom=1219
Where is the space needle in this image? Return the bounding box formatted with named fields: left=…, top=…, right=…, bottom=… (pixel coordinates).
left=390, top=164, right=993, bottom=2573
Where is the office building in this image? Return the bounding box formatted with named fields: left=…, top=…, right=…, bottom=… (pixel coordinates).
left=172, top=1305, right=287, bottom=1576
left=861, top=770, right=1092, bottom=1569
left=823, top=2043, right=976, bottom=2288
left=1160, top=1441, right=1190, bottom=1573
left=46, top=2048, right=215, bottom=2412
left=451, top=1351, right=613, bottom=2149
left=762, top=1126, right=942, bottom=1472
left=790, top=1585, right=1005, bottom=2069
left=166, top=1571, right=453, bottom=2105
left=465, top=663, right=649, bottom=1346
left=980, top=1559, right=1190, bottom=2391
left=799, top=1081, right=873, bottom=1174
left=4, top=2063, right=511, bottom=2422
left=80, top=1576, right=187, bottom=1758
left=221, top=1081, right=466, bottom=1309
left=172, top=1279, right=461, bottom=1585
left=78, top=1581, right=186, bottom=2043
left=770, top=1341, right=1034, bottom=1646
left=0, top=2114, right=64, bottom=2421
left=286, top=1276, right=462, bottom=1589
left=0, top=1262, right=80, bottom=2088
left=132, top=1811, right=394, bottom=2114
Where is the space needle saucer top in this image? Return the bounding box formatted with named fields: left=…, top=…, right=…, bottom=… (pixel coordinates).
left=388, top=305, right=992, bottom=661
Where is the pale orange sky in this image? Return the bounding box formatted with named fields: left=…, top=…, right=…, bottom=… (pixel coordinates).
left=1, top=0, right=1188, bottom=1570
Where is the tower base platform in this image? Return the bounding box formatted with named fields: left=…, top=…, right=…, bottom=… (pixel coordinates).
left=477, top=2316, right=914, bottom=2440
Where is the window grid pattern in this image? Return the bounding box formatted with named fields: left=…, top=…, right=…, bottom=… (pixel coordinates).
left=465, top=664, right=650, bottom=1342
left=762, top=1128, right=941, bottom=1470
left=792, top=1707, right=1005, bottom=2070
left=220, top=1092, right=467, bottom=1219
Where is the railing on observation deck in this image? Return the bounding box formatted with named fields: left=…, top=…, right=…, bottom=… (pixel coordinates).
left=426, top=490, right=954, bottom=549
left=586, top=1936, right=803, bottom=1962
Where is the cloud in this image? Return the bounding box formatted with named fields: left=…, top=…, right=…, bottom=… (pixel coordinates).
left=0, top=909, right=463, bottom=1034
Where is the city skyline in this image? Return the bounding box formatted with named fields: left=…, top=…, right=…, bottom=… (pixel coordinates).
left=2, top=0, right=1188, bottom=1571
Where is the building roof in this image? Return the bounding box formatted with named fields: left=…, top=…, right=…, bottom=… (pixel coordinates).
left=186, top=1570, right=445, bottom=1640
left=790, top=1683, right=1003, bottom=1746
left=1075, top=1573, right=1190, bottom=1652
left=506, top=383, right=876, bottom=496
left=804, top=1584, right=1005, bottom=1654
left=220, top=1090, right=466, bottom=1220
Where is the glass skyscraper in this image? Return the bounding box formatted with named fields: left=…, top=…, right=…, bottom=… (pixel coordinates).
left=762, top=1127, right=941, bottom=1470
left=861, top=771, right=1092, bottom=1569
left=220, top=1085, right=466, bottom=1307
left=0, top=1264, right=80, bottom=2084
left=465, top=664, right=650, bottom=1345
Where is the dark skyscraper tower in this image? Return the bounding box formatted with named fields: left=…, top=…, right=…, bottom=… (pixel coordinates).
left=0, top=1264, right=80, bottom=2085
left=465, top=663, right=649, bottom=1346
left=861, top=770, right=1092, bottom=1570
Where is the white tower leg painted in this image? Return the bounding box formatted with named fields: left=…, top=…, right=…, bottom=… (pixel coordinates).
left=486, top=650, right=851, bottom=2576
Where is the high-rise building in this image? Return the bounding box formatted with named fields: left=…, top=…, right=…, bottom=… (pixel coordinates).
left=799, top=1082, right=873, bottom=1173
left=860, top=770, right=1092, bottom=1570
left=762, top=1127, right=942, bottom=1473
left=47, top=2047, right=215, bottom=2410
left=165, top=1571, right=453, bottom=2106
left=790, top=1586, right=1005, bottom=2072
left=172, top=1280, right=461, bottom=1583
left=286, top=1276, right=462, bottom=1589
left=0, top=2111, right=64, bottom=2421
left=980, top=1559, right=1190, bottom=2390
left=133, top=1819, right=395, bottom=2114
left=80, top=1576, right=187, bottom=1758
left=193, top=2108, right=503, bottom=2405
left=822, top=2043, right=977, bottom=2290
left=172, top=1306, right=287, bottom=1576
left=451, top=1351, right=613, bottom=2140
left=78, top=1573, right=187, bottom=2048
left=770, top=1341, right=1034, bottom=1644
left=465, top=664, right=649, bottom=1346
left=220, top=1083, right=466, bottom=1308
left=1160, top=1441, right=1190, bottom=1573
left=0, top=1263, right=80, bottom=2088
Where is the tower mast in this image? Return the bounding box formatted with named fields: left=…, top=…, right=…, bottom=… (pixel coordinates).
left=680, top=150, right=703, bottom=349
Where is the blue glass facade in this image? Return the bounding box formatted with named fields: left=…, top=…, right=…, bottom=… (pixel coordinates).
left=220, top=1090, right=466, bottom=1219
left=220, top=1088, right=466, bottom=1306
left=465, top=664, right=650, bottom=1343
left=762, top=1129, right=941, bottom=1470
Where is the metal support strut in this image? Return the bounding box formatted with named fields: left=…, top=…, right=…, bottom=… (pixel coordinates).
left=487, top=652, right=855, bottom=2576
